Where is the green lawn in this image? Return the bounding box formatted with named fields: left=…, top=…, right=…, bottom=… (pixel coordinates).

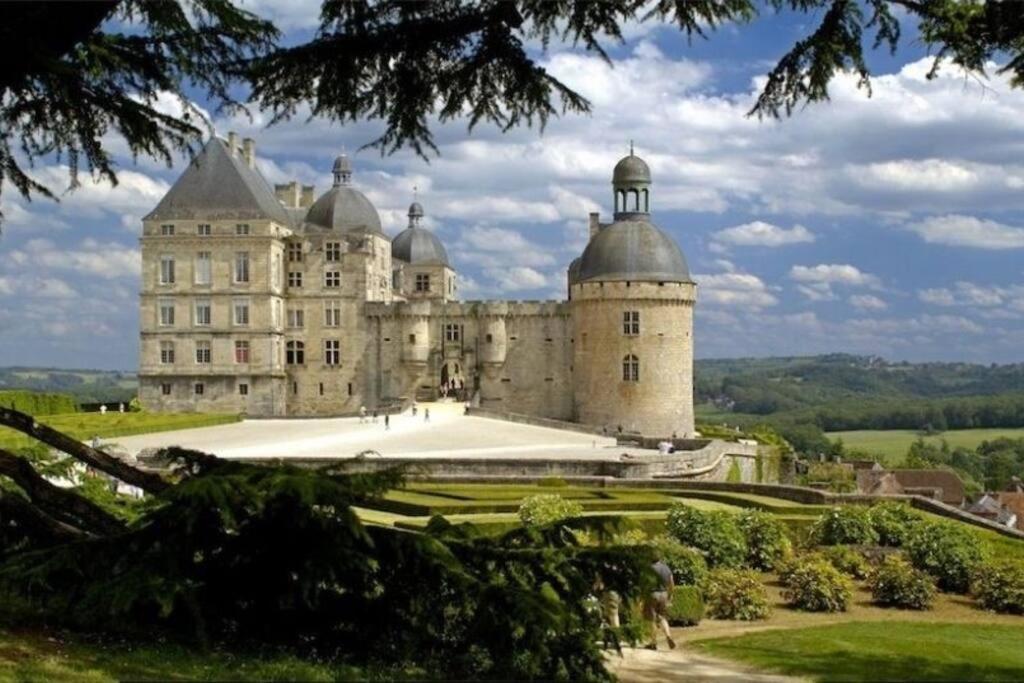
left=827, top=428, right=1024, bottom=464
left=695, top=622, right=1024, bottom=682
left=0, top=412, right=240, bottom=451
left=0, top=628, right=379, bottom=682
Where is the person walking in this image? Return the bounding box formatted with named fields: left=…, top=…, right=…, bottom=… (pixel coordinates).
left=644, top=558, right=676, bottom=650
left=424, top=408, right=430, bottom=422
left=372, top=409, right=378, bottom=424
left=384, top=413, right=390, bottom=430
left=359, top=405, right=367, bottom=423
left=411, top=401, right=418, bottom=417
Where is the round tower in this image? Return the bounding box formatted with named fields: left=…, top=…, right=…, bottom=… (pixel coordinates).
left=570, top=150, right=697, bottom=437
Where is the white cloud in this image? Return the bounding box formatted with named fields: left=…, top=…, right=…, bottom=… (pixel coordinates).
left=483, top=266, right=550, bottom=292
left=695, top=270, right=778, bottom=310
left=710, top=221, right=814, bottom=250
left=849, top=294, right=888, bottom=311
left=918, top=281, right=1024, bottom=312
left=905, top=214, right=1024, bottom=249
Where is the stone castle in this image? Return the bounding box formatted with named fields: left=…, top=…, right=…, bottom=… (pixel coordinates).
left=139, top=134, right=697, bottom=437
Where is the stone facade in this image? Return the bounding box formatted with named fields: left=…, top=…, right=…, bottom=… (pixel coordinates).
left=139, top=134, right=697, bottom=437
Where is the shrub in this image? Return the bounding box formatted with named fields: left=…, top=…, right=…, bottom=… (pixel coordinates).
left=739, top=509, right=792, bottom=571
left=869, top=502, right=923, bottom=547
left=666, top=504, right=747, bottom=568
left=972, top=561, right=1024, bottom=614
left=869, top=555, right=936, bottom=610
left=517, top=494, right=583, bottom=527
left=667, top=586, right=704, bottom=626
left=812, top=506, right=879, bottom=546
left=649, top=535, right=709, bottom=587
left=704, top=569, right=770, bottom=621
left=782, top=559, right=852, bottom=612
left=820, top=545, right=871, bottom=580
left=904, top=521, right=985, bottom=594
left=0, top=390, right=78, bottom=416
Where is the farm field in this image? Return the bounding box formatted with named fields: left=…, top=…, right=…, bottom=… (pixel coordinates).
left=827, top=428, right=1024, bottom=464
left=0, top=412, right=240, bottom=451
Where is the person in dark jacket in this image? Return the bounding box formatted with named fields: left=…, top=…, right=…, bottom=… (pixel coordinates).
left=644, top=558, right=676, bottom=650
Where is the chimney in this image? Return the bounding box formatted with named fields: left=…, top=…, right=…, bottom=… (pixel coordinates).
left=227, top=131, right=238, bottom=156
left=300, top=185, right=316, bottom=208
left=242, top=137, right=256, bottom=169
left=275, top=181, right=300, bottom=208
left=589, top=212, right=600, bottom=240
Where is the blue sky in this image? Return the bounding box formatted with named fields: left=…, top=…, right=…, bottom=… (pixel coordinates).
left=3, top=3, right=1024, bottom=370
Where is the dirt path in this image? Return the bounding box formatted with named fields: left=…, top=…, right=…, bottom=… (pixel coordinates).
left=608, top=645, right=802, bottom=683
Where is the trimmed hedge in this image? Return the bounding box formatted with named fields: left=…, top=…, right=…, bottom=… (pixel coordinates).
left=0, top=390, right=77, bottom=416
left=739, top=509, right=792, bottom=571
left=782, top=559, right=852, bottom=612
left=650, top=535, right=709, bottom=587
left=705, top=569, right=770, bottom=621
left=905, top=521, right=986, bottom=594
left=869, top=555, right=936, bottom=610
left=972, top=560, right=1024, bottom=614
left=869, top=502, right=924, bottom=547
left=517, top=494, right=583, bottom=527
left=812, top=506, right=879, bottom=546
left=667, top=586, right=704, bottom=626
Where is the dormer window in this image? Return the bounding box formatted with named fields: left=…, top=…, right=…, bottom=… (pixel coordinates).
left=415, top=273, right=431, bottom=292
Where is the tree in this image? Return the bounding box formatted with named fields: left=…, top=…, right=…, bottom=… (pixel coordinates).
left=3, top=0, right=1024, bottom=226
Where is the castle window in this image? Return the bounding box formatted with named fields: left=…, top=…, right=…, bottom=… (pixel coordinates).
left=194, top=300, right=211, bottom=326
left=194, top=382, right=205, bottom=396
left=195, top=340, right=211, bottom=365
left=415, top=273, right=431, bottom=292
left=485, top=333, right=493, bottom=344
left=288, top=271, right=303, bottom=288
left=347, top=382, right=353, bottom=396
left=161, top=382, right=172, bottom=395
left=324, top=269, right=341, bottom=288
left=622, top=354, right=639, bottom=382
left=324, top=339, right=341, bottom=366
left=239, top=383, right=249, bottom=396
left=197, top=224, right=211, bottom=236
left=287, top=308, right=305, bottom=329
left=408, top=334, right=416, bottom=344
left=292, top=381, right=298, bottom=395
left=235, top=223, right=250, bottom=236
left=159, top=341, right=175, bottom=365
left=235, top=340, right=250, bottom=364
left=287, top=242, right=303, bottom=262
left=325, top=242, right=342, bottom=262
left=158, top=299, right=175, bottom=327
left=159, top=255, right=175, bottom=285
left=325, top=301, right=341, bottom=327
left=234, top=251, right=250, bottom=283
left=160, top=224, right=175, bottom=236
left=194, top=252, right=212, bottom=285
left=319, top=382, right=324, bottom=396
left=444, top=323, right=460, bottom=342
left=286, top=340, right=305, bottom=365
left=623, top=311, right=640, bottom=335
left=233, top=299, right=250, bottom=326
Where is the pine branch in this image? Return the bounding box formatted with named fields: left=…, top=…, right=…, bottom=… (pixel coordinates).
left=0, top=490, right=84, bottom=546
left=0, top=448, right=126, bottom=536
left=0, top=407, right=169, bottom=494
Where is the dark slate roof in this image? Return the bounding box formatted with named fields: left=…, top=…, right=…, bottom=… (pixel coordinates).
left=613, top=154, right=651, bottom=184
left=392, top=227, right=449, bottom=266
left=567, top=256, right=582, bottom=285
left=577, top=218, right=691, bottom=283
left=144, top=137, right=290, bottom=224
left=305, top=186, right=383, bottom=234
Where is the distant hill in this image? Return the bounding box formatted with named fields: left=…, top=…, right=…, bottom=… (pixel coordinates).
left=0, top=367, right=137, bottom=405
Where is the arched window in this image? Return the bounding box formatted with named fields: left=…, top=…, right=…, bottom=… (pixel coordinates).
left=630, top=189, right=640, bottom=211
left=622, top=354, right=639, bottom=382
left=286, top=340, right=305, bottom=365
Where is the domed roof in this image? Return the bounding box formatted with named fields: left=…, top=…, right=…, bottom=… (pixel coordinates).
left=392, top=226, right=449, bottom=266
left=305, top=186, right=383, bottom=233
left=613, top=153, right=651, bottom=185
left=408, top=201, right=424, bottom=218
left=568, top=256, right=582, bottom=285
left=577, top=219, right=690, bottom=283
left=332, top=154, right=352, bottom=175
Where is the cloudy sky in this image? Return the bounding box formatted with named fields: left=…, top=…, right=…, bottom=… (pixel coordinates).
left=3, top=4, right=1024, bottom=370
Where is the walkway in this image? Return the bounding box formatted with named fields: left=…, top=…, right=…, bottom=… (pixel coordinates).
left=609, top=645, right=799, bottom=683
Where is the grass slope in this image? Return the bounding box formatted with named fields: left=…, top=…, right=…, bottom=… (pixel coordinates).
left=696, top=622, right=1024, bottom=682
left=826, top=428, right=1024, bottom=463
left=0, top=412, right=240, bottom=451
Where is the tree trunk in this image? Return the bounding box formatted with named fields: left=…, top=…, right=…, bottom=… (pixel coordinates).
left=0, top=490, right=84, bottom=546
left=0, top=407, right=169, bottom=494
left=0, top=448, right=126, bottom=536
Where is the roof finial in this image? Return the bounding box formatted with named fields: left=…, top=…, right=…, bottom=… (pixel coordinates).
left=413, top=185, right=419, bottom=201
left=629, top=139, right=634, bottom=156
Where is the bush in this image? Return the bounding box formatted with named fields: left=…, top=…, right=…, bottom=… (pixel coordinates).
left=820, top=545, right=871, bottom=580
left=536, top=477, right=567, bottom=488
left=517, top=494, right=583, bottom=527
left=904, top=521, right=985, bottom=594
left=812, top=506, right=879, bottom=546
left=649, top=535, right=709, bottom=587
left=704, top=569, right=770, bottom=621
left=0, top=390, right=78, bottom=416
left=739, top=509, right=792, bottom=571
left=667, top=586, right=704, bottom=626
left=782, top=559, right=852, bottom=612
left=972, top=561, right=1024, bottom=614
left=666, top=504, right=747, bottom=568
left=869, top=555, right=936, bottom=610
left=869, top=502, right=923, bottom=547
